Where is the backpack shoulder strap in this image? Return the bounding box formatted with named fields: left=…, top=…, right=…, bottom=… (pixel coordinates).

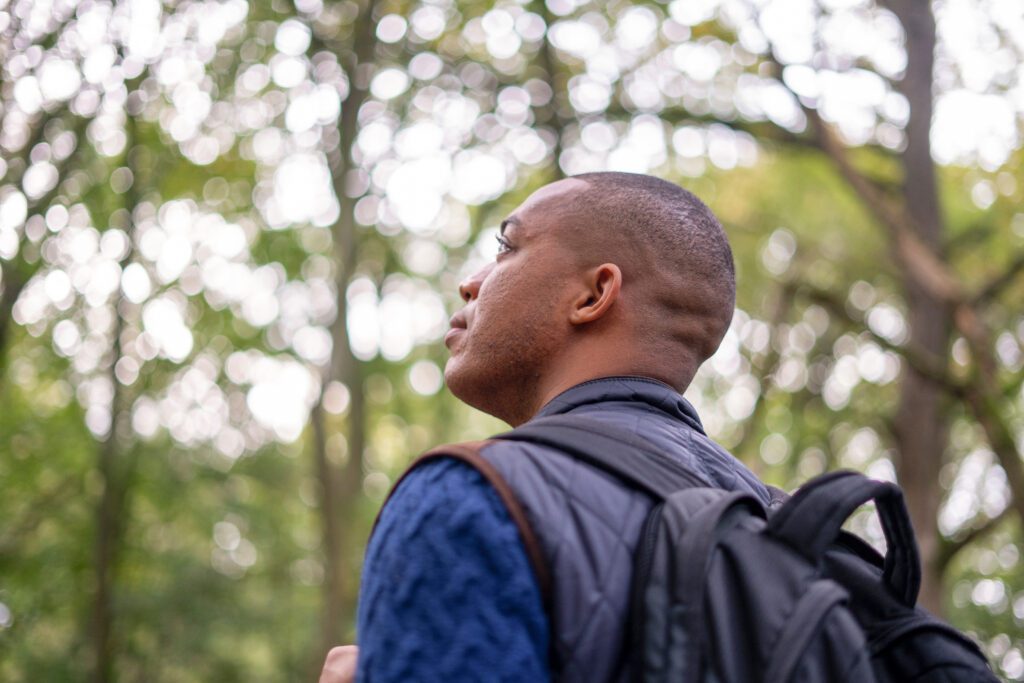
left=767, top=470, right=921, bottom=606
left=633, top=487, right=767, bottom=681
left=371, top=440, right=552, bottom=607
left=494, top=415, right=711, bottom=498
left=371, top=414, right=714, bottom=609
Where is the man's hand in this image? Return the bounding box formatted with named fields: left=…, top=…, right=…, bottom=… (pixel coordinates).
left=319, top=645, right=358, bottom=683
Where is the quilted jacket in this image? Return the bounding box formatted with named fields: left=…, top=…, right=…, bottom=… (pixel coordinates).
left=476, top=376, right=772, bottom=682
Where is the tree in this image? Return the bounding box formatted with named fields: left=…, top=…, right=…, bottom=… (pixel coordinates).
left=738, top=0, right=1022, bottom=617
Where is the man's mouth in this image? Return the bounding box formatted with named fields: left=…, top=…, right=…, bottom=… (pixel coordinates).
left=445, top=312, right=468, bottom=348
left=443, top=328, right=464, bottom=347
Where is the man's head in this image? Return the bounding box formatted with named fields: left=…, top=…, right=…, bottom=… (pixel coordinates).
left=443, top=172, right=735, bottom=426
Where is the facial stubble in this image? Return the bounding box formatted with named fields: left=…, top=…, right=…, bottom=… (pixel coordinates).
left=445, top=296, right=567, bottom=427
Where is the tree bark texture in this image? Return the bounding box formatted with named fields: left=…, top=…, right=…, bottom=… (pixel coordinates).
left=882, top=0, right=949, bottom=616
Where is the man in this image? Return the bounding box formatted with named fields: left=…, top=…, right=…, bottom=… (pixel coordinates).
left=322, top=172, right=771, bottom=682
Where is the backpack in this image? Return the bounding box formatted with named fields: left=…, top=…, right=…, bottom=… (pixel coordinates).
left=494, top=415, right=998, bottom=683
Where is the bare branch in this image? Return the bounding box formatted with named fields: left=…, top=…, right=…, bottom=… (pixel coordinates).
left=758, top=48, right=1006, bottom=391
left=946, top=220, right=997, bottom=254
left=757, top=54, right=906, bottom=228
left=1003, top=372, right=1024, bottom=400
left=961, top=385, right=1024, bottom=539
left=757, top=53, right=974, bottom=315
left=796, top=279, right=1024, bottom=573
left=796, top=284, right=961, bottom=393
left=733, top=280, right=796, bottom=458
left=938, top=506, right=1011, bottom=570
left=973, top=251, right=1024, bottom=306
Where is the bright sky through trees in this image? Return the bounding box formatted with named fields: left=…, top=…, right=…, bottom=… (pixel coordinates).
left=6, top=0, right=1017, bottom=449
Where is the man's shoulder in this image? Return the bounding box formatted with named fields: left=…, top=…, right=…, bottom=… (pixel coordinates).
left=549, top=404, right=771, bottom=501
left=398, top=433, right=591, bottom=492
left=359, top=450, right=550, bottom=683
left=476, top=430, right=625, bottom=494
left=384, top=455, right=497, bottom=515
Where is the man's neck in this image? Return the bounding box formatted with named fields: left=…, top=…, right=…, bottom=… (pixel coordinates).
left=500, top=336, right=697, bottom=426
left=517, top=370, right=685, bottom=427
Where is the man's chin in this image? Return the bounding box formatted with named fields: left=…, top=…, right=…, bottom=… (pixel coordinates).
left=443, top=360, right=468, bottom=401
left=444, top=362, right=498, bottom=417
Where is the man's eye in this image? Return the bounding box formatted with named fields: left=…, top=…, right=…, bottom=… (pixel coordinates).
left=495, top=235, right=512, bottom=254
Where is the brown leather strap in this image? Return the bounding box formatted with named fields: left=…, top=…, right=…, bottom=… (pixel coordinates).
left=370, top=440, right=552, bottom=606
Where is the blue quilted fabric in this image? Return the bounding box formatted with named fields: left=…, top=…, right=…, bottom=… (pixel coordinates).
left=355, top=458, right=550, bottom=682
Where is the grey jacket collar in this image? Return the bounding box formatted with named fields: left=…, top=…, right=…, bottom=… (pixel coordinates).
left=534, top=375, right=706, bottom=435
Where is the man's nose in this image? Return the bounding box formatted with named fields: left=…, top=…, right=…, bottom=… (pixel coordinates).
left=458, top=263, right=493, bottom=302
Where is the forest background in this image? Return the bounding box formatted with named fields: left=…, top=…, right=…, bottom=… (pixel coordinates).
left=0, top=0, right=1022, bottom=680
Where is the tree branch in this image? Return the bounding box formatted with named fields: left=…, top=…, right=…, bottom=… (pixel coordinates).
left=733, top=280, right=795, bottom=458
left=0, top=473, right=79, bottom=558
left=945, top=220, right=997, bottom=254
left=973, top=250, right=1024, bottom=306
left=756, top=2, right=1024, bottom=598
left=758, top=47, right=1006, bottom=392
left=757, top=56, right=905, bottom=227
left=796, top=269, right=1024, bottom=585
left=0, top=265, right=27, bottom=361
left=756, top=52, right=974, bottom=316
left=796, top=284, right=961, bottom=393
left=961, top=384, right=1024, bottom=535
left=938, top=506, right=1011, bottom=570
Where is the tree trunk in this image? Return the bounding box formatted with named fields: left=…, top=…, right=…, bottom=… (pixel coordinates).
left=310, top=404, right=343, bottom=650
left=535, top=0, right=569, bottom=182
left=90, top=106, right=141, bottom=683
left=91, top=437, right=119, bottom=683
left=311, top=0, right=376, bottom=664
left=0, top=266, right=26, bottom=373
left=884, top=0, right=949, bottom=616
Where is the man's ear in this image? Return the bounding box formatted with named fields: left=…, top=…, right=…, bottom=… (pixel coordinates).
left=569, top=263, right=622, bottom=325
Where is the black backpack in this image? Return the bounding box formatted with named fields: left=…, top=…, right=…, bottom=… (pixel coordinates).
left=497, top=416, right=998, bottom=683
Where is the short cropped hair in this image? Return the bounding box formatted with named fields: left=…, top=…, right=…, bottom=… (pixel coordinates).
left=567, top=172, right=736, bottom=363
